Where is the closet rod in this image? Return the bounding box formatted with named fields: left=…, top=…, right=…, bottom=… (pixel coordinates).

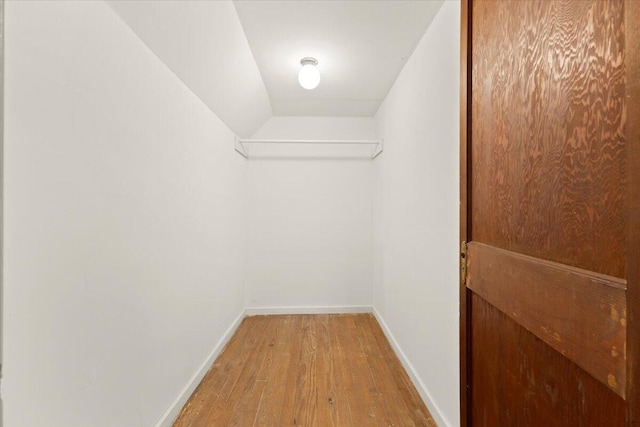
left=234, top=137, right=383, bottom=160
left=238, top=139, right=381, bottom=144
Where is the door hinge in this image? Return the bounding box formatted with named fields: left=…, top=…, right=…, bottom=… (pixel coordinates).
left=460, top=241, right=468, bottom=284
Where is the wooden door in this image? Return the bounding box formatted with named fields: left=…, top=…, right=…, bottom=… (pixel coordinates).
left=460, top=0, right=640, bottom=425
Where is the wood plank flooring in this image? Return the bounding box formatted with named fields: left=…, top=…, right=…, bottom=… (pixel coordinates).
left=173, top=314, right=436, bottom=427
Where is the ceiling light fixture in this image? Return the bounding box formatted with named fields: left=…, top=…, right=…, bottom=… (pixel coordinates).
left=298, top=57, right=320, bottom=90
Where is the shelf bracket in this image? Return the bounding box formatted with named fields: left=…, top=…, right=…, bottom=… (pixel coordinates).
left=372, top=138, right=384, bottom=160
left=234, top=136, right=248, bottom=159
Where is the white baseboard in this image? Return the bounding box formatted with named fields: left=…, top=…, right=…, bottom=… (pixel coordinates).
left=372, top=308, right=451, bottom=427
left=154, top=310, right=245, bottom=427
left=244, top=305, right=373, bottom=315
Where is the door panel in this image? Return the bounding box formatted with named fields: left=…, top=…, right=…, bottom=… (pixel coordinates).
left=462, top=0, right=632, bottom=424
left=471, top=294, right=626, bottom=426
left=470, top=0, right=626, bottom=278
left=467, top=241, right=626, bottom=397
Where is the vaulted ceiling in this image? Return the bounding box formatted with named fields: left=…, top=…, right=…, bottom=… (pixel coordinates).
left=233, top=0, right=442, bottom=117
left=107, top=0, right=443, bottom=136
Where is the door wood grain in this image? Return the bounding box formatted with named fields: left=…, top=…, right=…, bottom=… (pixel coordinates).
left=625, top=0, right=640, bottom=424
left=461, top=0, right=636, bottom=425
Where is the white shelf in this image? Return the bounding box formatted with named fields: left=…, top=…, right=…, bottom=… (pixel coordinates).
left=234, top=137, right=383, bottom=159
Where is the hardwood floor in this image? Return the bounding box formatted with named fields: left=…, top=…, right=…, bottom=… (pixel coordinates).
left=173, top=313, right=436, bottom=426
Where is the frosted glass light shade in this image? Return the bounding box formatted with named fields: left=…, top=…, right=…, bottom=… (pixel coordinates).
left=298, top=58, right=320, bottom=90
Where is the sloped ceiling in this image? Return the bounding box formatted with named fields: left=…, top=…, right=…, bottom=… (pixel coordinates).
left=107, top=0, right=272, bottom=138
left=233, top=0, right=444, bottom=116
left=107, top=0, right=443, bottom=132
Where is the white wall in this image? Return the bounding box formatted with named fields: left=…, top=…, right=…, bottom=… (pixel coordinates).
left=373, top=2, right=460, bottom=426
left=5, top=2, right=245, bottom=426
left=253, top=116, right=377, bottom=141
left=244, top=117, right=375, bottom=310
left=5, top=1, right=460, bottom=425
